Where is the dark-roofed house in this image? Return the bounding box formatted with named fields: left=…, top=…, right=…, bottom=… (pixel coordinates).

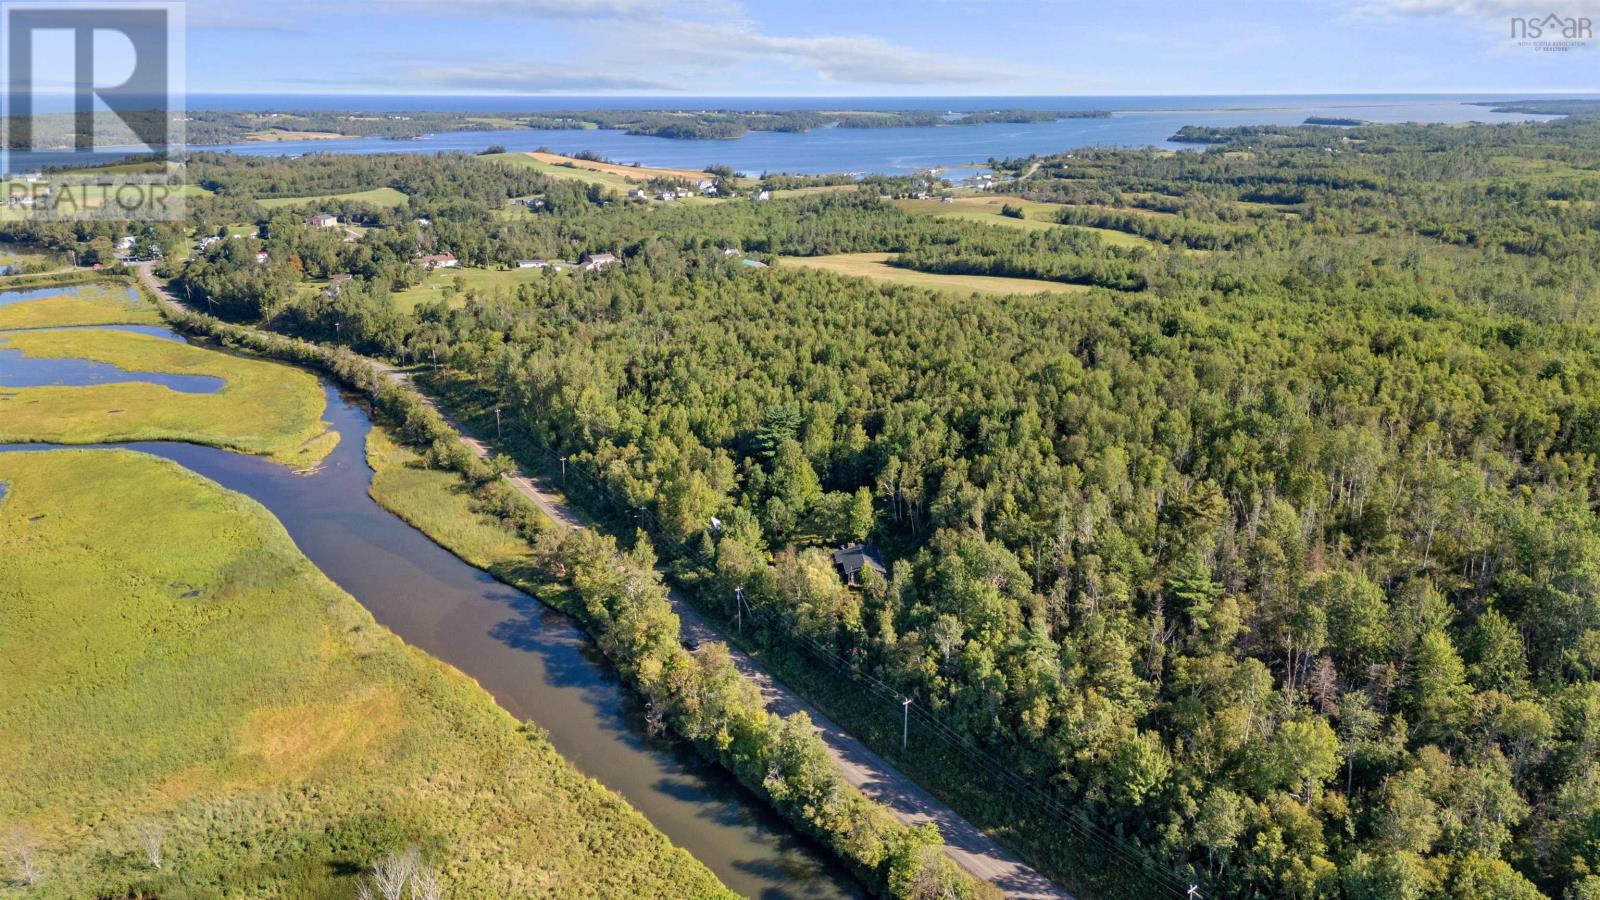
left=832, top=543, right=887, bottom=586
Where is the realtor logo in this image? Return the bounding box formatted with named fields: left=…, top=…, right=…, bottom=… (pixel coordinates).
left=0, top=1, right=186, bottom=220
left=1510, top=13, right=1593, bottom=51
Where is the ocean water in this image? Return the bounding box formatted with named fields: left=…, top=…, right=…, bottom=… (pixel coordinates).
left=179, top=93, right=1570, bottom=176
left=13, top=93, right=1575, bottom=177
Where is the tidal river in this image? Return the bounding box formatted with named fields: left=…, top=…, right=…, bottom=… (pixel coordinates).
left=0, top=333, right=860, bottom=899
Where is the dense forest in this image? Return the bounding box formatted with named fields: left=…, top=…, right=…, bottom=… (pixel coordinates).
left=12, top=115, right=1600, bottom=898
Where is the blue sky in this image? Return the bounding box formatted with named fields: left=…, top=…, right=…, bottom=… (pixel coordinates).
left=185, top=0, right=1600, bottom=95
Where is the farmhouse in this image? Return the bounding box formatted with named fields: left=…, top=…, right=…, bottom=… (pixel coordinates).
left=517, top=259, right=549, bottom=269
left=832, top=544, right=887, bottom=586
left=254, top=250, right=270, bottom=265
left=581, top=252, right=618, bottom=272
left=755, top=190, right=771, bottom=201
left=415, top=252, right=458, bottom=270
left=306, top=213, right=339, bottom=228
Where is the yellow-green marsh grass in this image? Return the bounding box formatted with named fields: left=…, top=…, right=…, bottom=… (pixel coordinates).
left=0, top=449, right=729, bottom=898
left=0, top=282, right=159, bottom=330
left=777, top=252, right=1089, bottom=297
left=0, top=327, right=335, bottom=466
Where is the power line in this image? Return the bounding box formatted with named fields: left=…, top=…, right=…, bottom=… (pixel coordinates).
left=466, top=399, right=1206, bottom=898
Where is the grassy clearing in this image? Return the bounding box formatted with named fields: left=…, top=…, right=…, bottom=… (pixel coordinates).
left=0, top=327, right=334, bottom=466
left=257, top=187, right=408, bottom=209
left=893, top=196, right=1160, bottom=249
left=241, top=130, right=345, bottom=142
left=894, top=195, right=1063, bottom=231
left=777, top=253, right=1089, bottom=296
left=0, top=450, right=729, bottom=899
left=0, top=283, right=158, bottom=330
left=391, top=266, right=568, bottom=313
left=485, top=151, right=712, bottom=194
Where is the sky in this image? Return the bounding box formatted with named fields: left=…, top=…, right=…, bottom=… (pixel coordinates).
left=177, top=0, right=1600, bottom=96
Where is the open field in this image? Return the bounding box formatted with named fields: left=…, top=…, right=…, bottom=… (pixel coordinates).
left=391, top=265, right=568, bottom=313
left=257, top=187, right=408, bottom=209
left=0, top=449, right=729, bottom=899
left=0, top=326, right=335, bottom=466
left=241, top=130, right=345, bottom=142
left=893, top=196, right=1161, bottom=248
left=485, top=152, right=714, bottom=194
left=0, top=283, right=158, bottom=330
left=777, top=252, right=1090, bottom=296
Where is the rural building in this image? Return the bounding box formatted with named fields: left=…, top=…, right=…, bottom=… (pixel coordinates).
left=629, top=189, right=648, bottom=199
left=415, top=253, right=459, bottom=270
left=580, top=252, right=618, bottom=272
left=254, top=250, right=270, bottom=264
left=755, top=190, right=771, bottom=201
left=324, top=273, right=353, bottom=297
left=720, top=247, right=741, bottom=256
left=517, top=259, right=549, bottom=269
left=415, top=217, right=431, bottom=227
left=116, top=236, right=137, bottom=251
left=832, top=544, right=886, bottom=586
left=740, top=258, right=768, bottom=269
left=658, top=191, right=676, bottom=201
left=307, top=214, right=339, bottom=228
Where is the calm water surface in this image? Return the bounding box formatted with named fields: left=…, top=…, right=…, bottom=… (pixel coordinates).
left=0, top=336, right=859, bottom=899
left=182, top=94, right=1563, bottom=176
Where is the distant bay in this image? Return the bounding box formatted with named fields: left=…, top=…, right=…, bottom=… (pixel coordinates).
left=40, top=93, right=1580, bottom=177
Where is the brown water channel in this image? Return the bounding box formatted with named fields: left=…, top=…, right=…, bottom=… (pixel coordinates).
left=0, top=339, right=859, bottom=899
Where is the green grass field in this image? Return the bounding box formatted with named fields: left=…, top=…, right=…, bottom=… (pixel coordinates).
left=0, top=327, right=335, bottom=466
left=893, top=196, right=1161, bottom=249
left=256, top=187, right=408, bottom=209
left=391, top=266, right=567, bottom=313
left=0, top=449, right=729, bottom=899
left=0, top=283, right=159, bottom=330
left=777, top=252, right=1090, bottom=296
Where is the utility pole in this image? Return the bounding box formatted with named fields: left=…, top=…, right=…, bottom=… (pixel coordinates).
left=495, top=406, right=502, bottom=440
left=1187, top=885, right=1200, bottom=900
left=902, top=697, right=913, bottom=751
left=559, top=455, right=567, bottom=485
left=734, top=586, right=745, bottom=634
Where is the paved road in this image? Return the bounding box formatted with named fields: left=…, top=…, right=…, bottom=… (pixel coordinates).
left=138, top=264, right=1072, bottom=899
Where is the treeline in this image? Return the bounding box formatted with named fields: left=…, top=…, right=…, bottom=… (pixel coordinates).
left=278, top=121, right=1600, bottom=899
left=141, top=288, right=993, bottom=900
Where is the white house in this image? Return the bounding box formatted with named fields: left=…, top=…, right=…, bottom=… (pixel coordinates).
left=755, top=190, right=771, bottom=201
left=254, top=250, right=270, bottom=264
left=517, top=259, right=549, bottom=269
left=581, top=252, right=618, bottom=272
left=415, top=253, right=458, bottom=270
left=307, top=214, right=338, bottom=228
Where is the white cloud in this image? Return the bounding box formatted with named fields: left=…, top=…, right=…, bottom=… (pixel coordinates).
left=1353, top=0, right=1600, bottom=17
left=410, top=63, right=678, bottom=92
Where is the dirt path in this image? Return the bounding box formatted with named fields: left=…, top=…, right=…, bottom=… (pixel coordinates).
left=138, top=263, right=1073, bottom=899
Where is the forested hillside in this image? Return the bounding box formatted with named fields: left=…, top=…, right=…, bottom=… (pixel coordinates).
left=11, top=116, right=1600, bottom=897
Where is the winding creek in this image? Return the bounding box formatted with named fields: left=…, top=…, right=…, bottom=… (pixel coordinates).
left=0, top=325, right=860, bottom=898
